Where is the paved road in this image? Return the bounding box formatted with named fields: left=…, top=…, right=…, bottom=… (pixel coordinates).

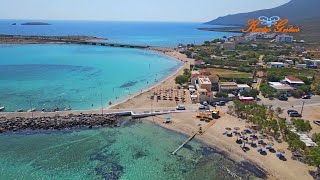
left=259, top=96, right=320, bottom=109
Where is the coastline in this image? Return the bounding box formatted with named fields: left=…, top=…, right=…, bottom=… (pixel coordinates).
left=0, top=38, right=315, bottom=180
left=143, top=113, right=314, bottom=180
left=108, top=48, right=194, bottom=110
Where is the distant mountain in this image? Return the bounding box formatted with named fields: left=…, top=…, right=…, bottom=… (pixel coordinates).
left=207, top=0, right=320, bottom=26
left=206, top=0, right=320, bottom=43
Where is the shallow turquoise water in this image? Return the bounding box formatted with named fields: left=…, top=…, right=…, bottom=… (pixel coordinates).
left=0, top=120, right=264, bottom=179
left=0, top=44, right=182, bottom=112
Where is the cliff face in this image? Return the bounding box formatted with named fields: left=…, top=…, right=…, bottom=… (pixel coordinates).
left=206, top=0, right=320, bottom=26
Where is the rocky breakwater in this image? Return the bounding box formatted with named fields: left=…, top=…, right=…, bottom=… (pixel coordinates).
left=0, top=114, right=118, bottom=133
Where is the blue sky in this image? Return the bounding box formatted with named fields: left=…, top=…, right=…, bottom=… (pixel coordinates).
left=0, top=0, right=290, bottom=22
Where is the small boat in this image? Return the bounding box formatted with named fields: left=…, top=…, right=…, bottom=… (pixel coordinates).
left=28, top=108, right=36, bottom=112
left=0, top=107, right=5, bottom=111
left=16, top=109, right=24, bottom=112
left=64, top=106, right=72, bottom=111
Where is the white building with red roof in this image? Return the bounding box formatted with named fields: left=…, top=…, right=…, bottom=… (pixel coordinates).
left=283, top=76, right=305, bottom=87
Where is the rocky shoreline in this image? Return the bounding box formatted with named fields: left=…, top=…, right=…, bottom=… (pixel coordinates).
left=0, top=114, right=118, bottom=133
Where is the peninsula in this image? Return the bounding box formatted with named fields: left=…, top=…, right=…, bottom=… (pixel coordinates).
left=0, top=35, right=107, bottom=44
left=21, top=22, right=51, bottom=25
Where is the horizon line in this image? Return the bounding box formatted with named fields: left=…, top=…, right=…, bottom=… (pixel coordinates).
left=0, top=18, right=209, bottom=24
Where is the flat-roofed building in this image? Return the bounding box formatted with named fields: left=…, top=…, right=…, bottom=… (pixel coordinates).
left=198, top=77, right=212, bottom=91
left=221, top=41, right=236, bottom=51
left=269, top=82, right=295, bottom=96
left=237, top=84, right=251, bottom=92
left=276, top=34, right=293, bottom=43
left=219, top=82, right=238, bottom=93
left=267, top=62, right=287, bottom=68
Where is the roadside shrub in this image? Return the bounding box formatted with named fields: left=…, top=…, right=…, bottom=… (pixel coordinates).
left=215, top=92, right=228, bottom=98
left=292, top=89, right=305, bottom=98
left=240, top=89, right=259, bottom=98
left=292, top=119, right=312, bottom=132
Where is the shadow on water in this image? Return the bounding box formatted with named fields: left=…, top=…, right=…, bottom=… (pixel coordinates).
left=119, top=81, right=138, bottom=88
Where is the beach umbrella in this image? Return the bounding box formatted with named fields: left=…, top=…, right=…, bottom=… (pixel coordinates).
left=245, top=125, right=251, bottom=129
left=166, top=116, right=171, bottom=120
left=259, top=135, right=266, bottom=139
left=225, top=127, right=232, bottom=131
left=267, top=142, right=274, bottom=146
left=234, top=127, right=240, bottom=131
left=252, top=130, right=258, bottom=134
left=267, top=136, right=274, bottom=141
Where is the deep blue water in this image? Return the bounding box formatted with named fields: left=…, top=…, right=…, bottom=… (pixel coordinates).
left=0, top=20, right=239, bottom=46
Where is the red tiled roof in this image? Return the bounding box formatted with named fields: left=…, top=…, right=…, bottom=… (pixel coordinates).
left=286, top=76, right=302, bottom=82
left=191, top=74, right=200, bottom=78
left=207, top=92, right=213, bottom=96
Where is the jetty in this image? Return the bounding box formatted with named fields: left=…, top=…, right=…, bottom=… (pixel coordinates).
left=172, top=131, right=199, bottom=155
left=171, top=119, right=217, bottom=155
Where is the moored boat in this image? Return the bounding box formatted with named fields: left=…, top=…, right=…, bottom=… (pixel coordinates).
left=0, top=107, right=5, bottom=111
left=28, top=108, right=36, bottom=112
left=16, top=109, right=24, bottom=112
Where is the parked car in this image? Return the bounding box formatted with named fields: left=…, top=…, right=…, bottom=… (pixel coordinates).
left=287, top=110, right=298, bottom=115
left=176, top=105, right=186, bottom=110
left=202, top=101, right=209, bottom=106
left=219, top=101, right=226, bottom=106
left=302, top=95, right=311, bottom=99
left=210, top=102, right=219, bottom=106
left=278, top=96, right=288, bottom=101
left=290, top=112, right=302, bottom=117
left=199, top=105, right=210, bottom=111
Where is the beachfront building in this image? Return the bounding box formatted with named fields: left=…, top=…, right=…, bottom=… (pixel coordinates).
left=275, top=34, right=294, bottom=43
left=267, top=62, right=286, bottom=68
left=282, top=76, right=305, bottom=87
left=269, top=82, right=295, bottom=96
left=198, top=77, right=212, bottom=92
left=194, top=60, right=205, bottom=66
left=218, top=82, right=238, bottom=93
left=196, top=89, right=213, bottom=103
left=191, top=70, right=200, bottom=86
left=221, top=41, right=236, bottom=51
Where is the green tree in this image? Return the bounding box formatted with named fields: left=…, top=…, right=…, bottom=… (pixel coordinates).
left=240, top=89, right=259, bottom=98
left=175, top=75, right=188, bottom=85
left=292, top=119, right=312, bottom=132
left=278, top=118, right=287, bottom=132
left=286, top=131, right=306, bottom=151
left=215, top=92, right=228, bottom=98
left=292, top=89, right=304, bottom=99
left=305, top=147, right=320, bottom=166
left=312, top=133, right=320, bottom=144
left=297, top=85, right=311, bottom=94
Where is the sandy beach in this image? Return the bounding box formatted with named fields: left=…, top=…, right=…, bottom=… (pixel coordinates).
left=109, top=48, right=194, bottom=110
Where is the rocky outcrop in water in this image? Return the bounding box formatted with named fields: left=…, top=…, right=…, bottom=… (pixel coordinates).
left=0, top=114, right=117, bottom=133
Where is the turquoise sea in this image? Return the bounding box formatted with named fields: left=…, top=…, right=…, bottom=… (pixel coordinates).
left=0, top=120, right=265, bottom=179
left=0, top=21, right=259, bottom=179
left=0, top=44, right=182, bottom=112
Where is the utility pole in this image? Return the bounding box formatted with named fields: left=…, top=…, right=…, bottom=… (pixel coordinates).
left=301, top=101, right=305, bottom=116
left=27, top=96, right=33, bottom=118
left=100, top=92, right=104, bottom=115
